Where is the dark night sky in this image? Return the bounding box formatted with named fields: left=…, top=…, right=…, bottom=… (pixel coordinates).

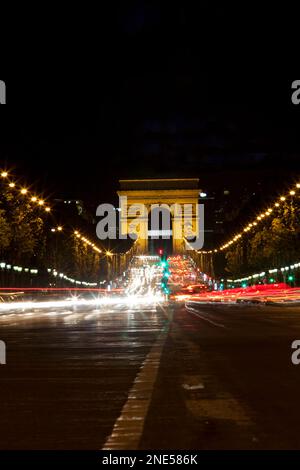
left=0, top=3, right=299, bottom=209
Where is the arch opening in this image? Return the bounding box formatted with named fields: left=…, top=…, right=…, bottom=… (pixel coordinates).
left=148, top=206, right=173, bottom=256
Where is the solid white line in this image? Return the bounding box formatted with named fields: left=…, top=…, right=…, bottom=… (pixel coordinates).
left=186, top=305, right=228, bottom=329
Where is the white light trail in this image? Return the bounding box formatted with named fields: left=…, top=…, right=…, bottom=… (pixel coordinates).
left=0, top=255, right=166, bottom=316
left=0, top=293, right=164, bottom=313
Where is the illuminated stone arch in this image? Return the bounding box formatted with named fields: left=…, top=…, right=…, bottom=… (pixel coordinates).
left=117, top=178, right=200, bottom=254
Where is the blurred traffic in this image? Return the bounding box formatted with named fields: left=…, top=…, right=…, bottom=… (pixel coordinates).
left=0, top=254, right=299, bottom=315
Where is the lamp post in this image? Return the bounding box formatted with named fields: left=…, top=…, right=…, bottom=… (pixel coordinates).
left=106, top=251, right=113, bottom=283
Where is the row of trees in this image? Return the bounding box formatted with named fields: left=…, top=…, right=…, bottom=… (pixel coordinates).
left=0, top=188, right=45, bottom=265
left=224, top=198, right=299, bottom=277
left=0, top=185, right=102, bottom=283
left=46, top=231, right=102, bottom=282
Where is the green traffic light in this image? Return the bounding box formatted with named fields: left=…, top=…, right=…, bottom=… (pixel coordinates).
left=288, top=275, right=294, bottom=281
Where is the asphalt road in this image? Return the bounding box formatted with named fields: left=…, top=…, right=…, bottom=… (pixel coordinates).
left=1, top=302, right=300, bottom=449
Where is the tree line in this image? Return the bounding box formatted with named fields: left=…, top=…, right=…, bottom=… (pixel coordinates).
left=224, top=198, right=299, bottom=277
left=0, top=185, right=102, bottom=282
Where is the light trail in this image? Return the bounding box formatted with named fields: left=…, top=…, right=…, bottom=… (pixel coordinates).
left=0, top=256, right=181, bottom=315
left=0, top=293, right=165, bottom=313
left=0, top=287, right=122, bottom=292
left=179, top=283, right=300, bottom=304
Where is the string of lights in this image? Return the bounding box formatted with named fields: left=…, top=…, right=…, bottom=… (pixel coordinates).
left=198, top=181, right=300, bottom=254
left=0, top=261, right=101, bottom=285
left=102, top=239, right=138, bottom=258
left=1, top=170, right=51, bottom=213
left=47, top=268, right=98, bottom=286
left=73, top=230, right=101, bottom=254
left=0, top=261, right=38, bottom=274
left=0, top=169, right=103, bottom=256
left=224, top=260, right=300, bottom=286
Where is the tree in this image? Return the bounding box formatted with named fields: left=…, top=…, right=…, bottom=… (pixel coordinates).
left=0, top=207, right=12, bottom=253
left=223, top=196, right=300, bottom=277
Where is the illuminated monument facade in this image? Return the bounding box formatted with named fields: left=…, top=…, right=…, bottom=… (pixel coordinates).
left=118, top=178, right=200, bottom=254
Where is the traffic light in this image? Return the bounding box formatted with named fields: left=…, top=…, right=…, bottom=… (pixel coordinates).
left=159, top=253, right=170, bottom=296
left=159, top=248, right=168, bottom=268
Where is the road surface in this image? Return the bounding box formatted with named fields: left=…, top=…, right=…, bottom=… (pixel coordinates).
left=0, top=302, right=300, bottom=449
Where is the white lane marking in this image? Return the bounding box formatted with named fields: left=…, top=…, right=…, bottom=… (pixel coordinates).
left=102, top=322, right=169, bottom=450
left=186, top=305, right=228, bottom=329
